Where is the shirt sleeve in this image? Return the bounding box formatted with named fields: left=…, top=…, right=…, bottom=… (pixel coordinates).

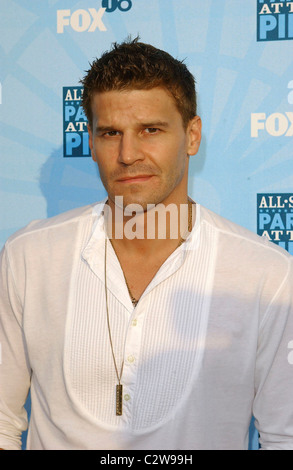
left=253, top=258, right=293, bottom=450
left=0, top=244, right=31, bottom=450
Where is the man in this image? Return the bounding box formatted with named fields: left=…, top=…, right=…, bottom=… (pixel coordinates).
left=0, top=38, right=292, bottom=450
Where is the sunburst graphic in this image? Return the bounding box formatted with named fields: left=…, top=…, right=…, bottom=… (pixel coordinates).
left=1, top=1, right=292, bottom=450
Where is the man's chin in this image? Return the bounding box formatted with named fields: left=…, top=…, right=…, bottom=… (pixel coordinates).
left=109, top=194, right=152, bottom=214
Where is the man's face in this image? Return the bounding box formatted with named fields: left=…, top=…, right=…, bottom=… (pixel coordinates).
left=88, top=87, right=201, bottom=211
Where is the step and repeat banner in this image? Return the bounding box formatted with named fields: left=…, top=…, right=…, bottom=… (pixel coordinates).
left=1, top=0, right=293, bottom=450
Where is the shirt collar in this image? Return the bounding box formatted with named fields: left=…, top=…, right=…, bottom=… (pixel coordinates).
left=81, top=200, right=201, bottom=310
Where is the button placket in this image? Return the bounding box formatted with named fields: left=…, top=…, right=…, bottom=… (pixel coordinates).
left=127, top=354, right=135, bottom=364
left=121, top=296, right=149, bottom=420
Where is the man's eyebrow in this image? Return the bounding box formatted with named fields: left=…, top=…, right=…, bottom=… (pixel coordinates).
left=140, top=121, right=169, bottom=128
left=94, top=121, right=170, bottom=133
left=95, top=125, right=117, bottom=133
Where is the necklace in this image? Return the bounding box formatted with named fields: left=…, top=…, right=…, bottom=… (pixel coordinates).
left=104, top=237, right=124, bottom=416
left=104, top=199, right=193, bottom=415
left=178, top=199, right=193, bottom=247
left=125, top=199, right=193, bottom=305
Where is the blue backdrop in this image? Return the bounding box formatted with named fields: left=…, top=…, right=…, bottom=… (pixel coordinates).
left=1, top=0, right=293, bottom=450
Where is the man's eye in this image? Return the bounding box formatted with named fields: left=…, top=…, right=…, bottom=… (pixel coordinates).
left=105, top=130, right=120, bottom=137
left=145, top=128, right=159, bottom=134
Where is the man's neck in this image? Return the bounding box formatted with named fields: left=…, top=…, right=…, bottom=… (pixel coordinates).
left=105, top=197, right=195, bottom=258
left=103, top=197, right=195, bottom=304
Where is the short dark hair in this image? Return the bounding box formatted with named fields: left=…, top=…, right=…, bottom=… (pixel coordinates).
left=81, top=37, right=197, bottom=129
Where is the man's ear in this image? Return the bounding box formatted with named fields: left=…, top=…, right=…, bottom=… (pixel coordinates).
left=186, top=116, right=202, bottom=156
left=87, top=124, right=96, bottom=162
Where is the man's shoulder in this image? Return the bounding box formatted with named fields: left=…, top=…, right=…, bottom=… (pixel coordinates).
left=5, top=203, right=100, bottom=249
left=200, top=205, right=292, bottom=262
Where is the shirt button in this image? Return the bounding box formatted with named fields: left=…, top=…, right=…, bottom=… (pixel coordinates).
left=132, top=319, right=137, bottom=326
left=127, top=355, right=135, bottom=363
left=124, top=394, right=130, bottom=401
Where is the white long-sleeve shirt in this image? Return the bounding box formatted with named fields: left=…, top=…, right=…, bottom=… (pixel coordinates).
left=0, top=201, right=293, bottom=450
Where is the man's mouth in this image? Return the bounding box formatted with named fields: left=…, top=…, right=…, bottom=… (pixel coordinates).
left=116, top=175, right=154, bottom=183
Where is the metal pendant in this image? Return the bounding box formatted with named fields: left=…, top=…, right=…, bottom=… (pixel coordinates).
left=116, top=384, right=123, bottom=416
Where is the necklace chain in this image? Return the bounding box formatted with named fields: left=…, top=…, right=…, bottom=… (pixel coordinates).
left=104, top=238, right=124, bottom=415
left=104, top=199, right=194, bottom=415
left=125, top=199, right=193, bottom=305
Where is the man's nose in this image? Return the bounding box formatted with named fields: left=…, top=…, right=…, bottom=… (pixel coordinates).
left=118, top=133, right=144, bottom=165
